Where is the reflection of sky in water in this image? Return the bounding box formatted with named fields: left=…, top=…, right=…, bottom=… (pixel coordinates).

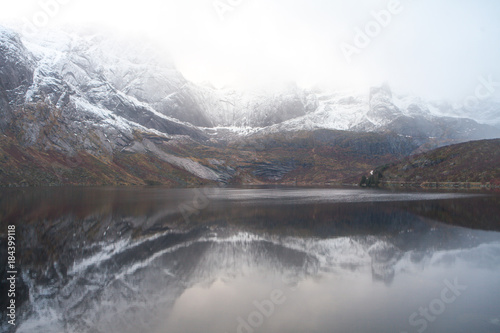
left=163, top=263, right=500, bottom=333
left=2, top=187, right=499, bottom=333
left=156, top=237, right=500, bottom=333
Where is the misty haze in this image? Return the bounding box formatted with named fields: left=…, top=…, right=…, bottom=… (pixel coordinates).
left=0, top=1, right=499, bottom=333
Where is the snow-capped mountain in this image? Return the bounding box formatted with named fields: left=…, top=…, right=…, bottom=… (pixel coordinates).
left=1, top=26, right=226, bottom=185
left=20, top=28, right=210, bottom=136
left=193, top=82, right=500, bottom=142
left=5, top=26, right=500, bottom=141
left=1, top=25, right=499, bottom=186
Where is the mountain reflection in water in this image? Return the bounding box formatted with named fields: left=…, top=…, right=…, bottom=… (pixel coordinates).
left=1, top=187, right=499, bottom=333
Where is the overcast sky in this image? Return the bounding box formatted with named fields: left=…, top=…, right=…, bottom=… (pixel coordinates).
left=1, top=0, right=500, bottom=101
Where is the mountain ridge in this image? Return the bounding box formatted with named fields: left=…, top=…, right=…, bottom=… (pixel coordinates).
left=1, top=25, right=499, bottom=187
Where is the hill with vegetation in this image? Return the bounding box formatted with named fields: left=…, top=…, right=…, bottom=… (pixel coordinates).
left=369, top=139, right=500, bottom=188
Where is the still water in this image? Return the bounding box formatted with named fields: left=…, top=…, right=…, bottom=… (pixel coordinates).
left=1, top=187, right=500, bottom=333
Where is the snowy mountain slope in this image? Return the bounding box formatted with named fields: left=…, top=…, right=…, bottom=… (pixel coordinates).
left=0, top=27, right=224, bottom=185
left=0, top=26, right=35, bottom=130
left=240, top=85, right=500, bottom=145
left=189, top=82, right=319, bottom=128
left=190, top=80, right=499, bottom=142
left=21, top=29, right=210, bottom=137
left=9, top=26, right=500, bottom=142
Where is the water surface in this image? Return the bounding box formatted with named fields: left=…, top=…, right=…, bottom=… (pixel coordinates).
left=1, top=187, right=499, bottom=333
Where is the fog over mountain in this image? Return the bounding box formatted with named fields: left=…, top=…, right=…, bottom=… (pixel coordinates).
left=1, top=0, right=500, bottom=102
left=2, top=25, right=499, bottom=135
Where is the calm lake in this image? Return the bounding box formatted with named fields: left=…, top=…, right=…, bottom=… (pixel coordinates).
left=1, top=187, right=500, bottom=333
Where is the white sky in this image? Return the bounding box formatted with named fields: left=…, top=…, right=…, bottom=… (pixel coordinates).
left=1, top=0, right=500, bottom=101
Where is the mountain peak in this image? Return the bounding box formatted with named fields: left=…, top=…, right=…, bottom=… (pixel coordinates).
left=370, top=83, right=393, bottom=99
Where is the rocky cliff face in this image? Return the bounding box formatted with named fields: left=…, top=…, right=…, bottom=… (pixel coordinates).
left=0, top=27, right=35, bottom=131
